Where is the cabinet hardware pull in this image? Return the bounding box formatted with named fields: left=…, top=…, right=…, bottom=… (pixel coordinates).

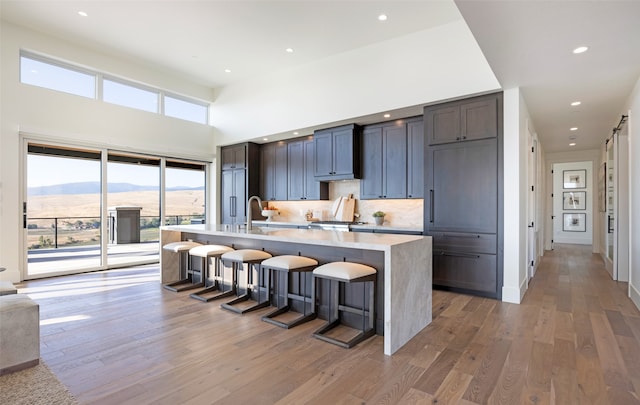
left=441, top=252, right=481, bottom=259
left=429, top=190, right=434, bottom=223
left=443, top=233, right=481, bottom=239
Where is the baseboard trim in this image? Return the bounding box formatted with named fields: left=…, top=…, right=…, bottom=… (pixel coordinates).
left=502, top=279, right=526, bottom=304
left=630, top=283, right=640, bottom=312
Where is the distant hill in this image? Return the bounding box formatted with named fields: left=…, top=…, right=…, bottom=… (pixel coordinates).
left=28, top=182, right=204, bottom=196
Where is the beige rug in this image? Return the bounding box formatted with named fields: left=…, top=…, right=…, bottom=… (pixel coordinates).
left=0, top=361, right=78, bottom=405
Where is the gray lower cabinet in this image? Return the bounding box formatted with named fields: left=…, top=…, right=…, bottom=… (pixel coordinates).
left=424, top=92, right=503, bottom=299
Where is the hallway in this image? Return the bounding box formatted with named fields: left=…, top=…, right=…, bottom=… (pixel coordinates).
left=16, top=244, right=640, bottom=404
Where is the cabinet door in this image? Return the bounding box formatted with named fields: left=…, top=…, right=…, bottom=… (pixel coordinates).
left=233, top=169, right=247, bottom=224
left=461, top=98, right=498, bottom=142
left=360, top=127, right=384, bottom=199
left=221, top=170, right=234, bottom=224
left=407, top=119, right=424, bottom=198
left=332, top=128, right=355, bottom=176
left=303, top=139, right=327, bottom=200
left=432, top=251, right=497, bottom=296
left=261, top=143, right=287, bottom=201
left=426, top=139, right=497, bottom=233
left=260, top=143, right=275, bottom=200
left=382, top=124, right=407, bottom=199
left=425, top=105, right=460, bottom=145
left=288, top=140, right=305, bottom=200
left=221, top=144, right=246, bottom=169
left=313, top=131, right=333, bottom=177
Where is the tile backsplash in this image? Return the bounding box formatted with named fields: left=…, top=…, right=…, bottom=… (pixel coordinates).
left=262, top=180, right=423, bottom=227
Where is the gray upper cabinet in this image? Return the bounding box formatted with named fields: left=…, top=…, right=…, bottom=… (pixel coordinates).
left=221, top=144, right=247, bottom=169
left=360, top=122, right=407, bottom=199
left=261, top=142, right=288, bottom=201
left=406, top=118, right=424, bottom=199
left=288, top=138, right=328, bottom=200
left=313, top=124, right=360, bottom=181
left=425, top=94, right=498, bottom=145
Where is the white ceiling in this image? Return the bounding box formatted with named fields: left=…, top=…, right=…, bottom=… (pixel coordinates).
left=2, top=0, right=639, bottom=153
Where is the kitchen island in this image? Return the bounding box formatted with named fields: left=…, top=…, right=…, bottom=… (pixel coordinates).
left=161, top=224, right=432, bottom=355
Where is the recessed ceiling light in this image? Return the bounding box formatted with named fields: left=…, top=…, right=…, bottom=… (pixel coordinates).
left=285, top=48, right=294, bottom=53
left=571, top=101, right=581, bottom=106
left=570, top=127, right=578, bottom=131
left=569, top=143, right=576, bottom=146
left=378, top=14, right=388, bottom=21
left=293, top=131, right=299, bottom=135
left=78, top=11, right=88, bottom=17
left=383, top=113, right=391, bottom=118
left=573, top=46, right=589, bottom=54
left=263, top=138, right=269, bottom=141
left=224, top=69, right=231, bottom=73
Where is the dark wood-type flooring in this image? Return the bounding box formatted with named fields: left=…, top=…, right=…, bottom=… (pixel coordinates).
left=16, top=244, right=640, bottom=404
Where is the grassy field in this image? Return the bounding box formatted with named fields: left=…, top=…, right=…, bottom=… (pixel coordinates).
left=27, top=190, right=204, bottom=249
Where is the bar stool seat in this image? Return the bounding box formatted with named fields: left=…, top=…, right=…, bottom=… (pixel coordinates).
left=312, top=261, right=377, bottom=348
left=220, top=249, right=272, bottom=314
left=162, top=241, right=202, bottom=292
left=189, top=245, right=235, bottom=302
left=261, top=255, right=318, bottom=329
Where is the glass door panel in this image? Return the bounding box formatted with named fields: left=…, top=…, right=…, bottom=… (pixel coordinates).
left=107, top=153, right=160, bottom=266
left=26, top=144, right=102, bottom=277
left=165, top=160, right=206, bottom=226
left=606, top=139, right=615, bottom=263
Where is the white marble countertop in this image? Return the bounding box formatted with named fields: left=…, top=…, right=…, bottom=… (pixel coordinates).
left=162, top=224, right=424, bottom=251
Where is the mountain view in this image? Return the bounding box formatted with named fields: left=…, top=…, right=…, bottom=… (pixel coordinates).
left=28, top=182, right=204, bottom=196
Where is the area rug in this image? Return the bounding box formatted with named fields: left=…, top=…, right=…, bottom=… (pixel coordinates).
left=0, top=361, right=78, bottom=405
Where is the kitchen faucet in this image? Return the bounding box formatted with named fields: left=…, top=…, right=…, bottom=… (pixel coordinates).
left=246, top=195, right=263, bottom=230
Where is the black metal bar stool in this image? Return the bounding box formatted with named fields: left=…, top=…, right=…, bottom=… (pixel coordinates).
left=220, top=249, right=272, bottom=314
left=311, top=261, right=377, bottom=348
left=162, top=241, right=203, bottom=292
left=188, top=244, right=235, bottom=302
left=260, top=255, right=318, bottom=329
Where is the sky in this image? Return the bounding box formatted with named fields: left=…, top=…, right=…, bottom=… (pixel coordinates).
left=28, top=155, right=204, bottom=188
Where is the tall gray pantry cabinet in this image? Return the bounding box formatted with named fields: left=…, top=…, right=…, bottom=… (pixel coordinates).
left=424, top=92, right=503, bottom=299
left=220, top=143, right=261, bottom=225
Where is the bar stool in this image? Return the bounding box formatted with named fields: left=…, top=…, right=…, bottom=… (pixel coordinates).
left=220, top=249, right=272, bottom=314
left=260, top=255, right=318, bottom=329
left=162, top=240, right=203, bottom=292
left=189, top=244, right=235, bottom=302
left=312, top=262, right=377, bottom=348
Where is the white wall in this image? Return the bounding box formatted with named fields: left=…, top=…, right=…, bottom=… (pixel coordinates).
left=551, top=161, right=594, bottom=245
left=212, top=20, right=501, bottom=144
left=624, top=76, right=640, bottom=310
left=501, top=88, right=530, bottom=304
left=0, top=22, right=216, bottom=282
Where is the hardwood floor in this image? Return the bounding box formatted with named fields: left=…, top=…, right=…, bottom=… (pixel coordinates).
left=17, top=244, right=640, bottom=404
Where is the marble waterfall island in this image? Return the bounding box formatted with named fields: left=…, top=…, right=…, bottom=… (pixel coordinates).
left=161, top=225, right=432, bottom=355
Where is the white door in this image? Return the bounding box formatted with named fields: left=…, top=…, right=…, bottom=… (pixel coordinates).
left=527, top=130, right=537, bottom=279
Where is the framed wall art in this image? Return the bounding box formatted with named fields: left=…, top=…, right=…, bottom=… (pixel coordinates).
left=563, top=169, right=586, bottom=189
left=563, top=213, right=586, bottom=232
left=563, top=191, right=586, bottom=210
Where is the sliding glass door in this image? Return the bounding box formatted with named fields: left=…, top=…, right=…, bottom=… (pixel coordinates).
left=24, top=140, right=208, bottom=279
left=26, top=144, right=103, bottom=277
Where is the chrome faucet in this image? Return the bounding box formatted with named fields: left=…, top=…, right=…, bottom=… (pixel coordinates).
left=246, top=195, right=263, bottom=230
